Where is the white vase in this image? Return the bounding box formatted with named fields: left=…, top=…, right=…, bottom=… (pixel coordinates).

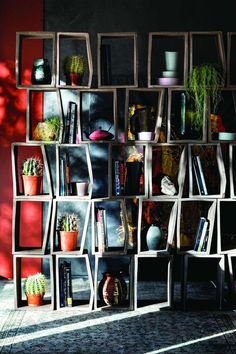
left=165, top=51, right=178, bottom=71
left=146, top=224, right=162, bottom=250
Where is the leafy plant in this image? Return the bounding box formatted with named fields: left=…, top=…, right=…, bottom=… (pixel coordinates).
left=126, top=147, right=143, bottom=162
left=57, top=213, right=79, bottom=232
left=33, top=115, right=61, bottom=142
left=184, top=64, right=224, bottom=131
left=63, top=55, right=88, bottom=75
left=24, top=273, right=47, bottom=296
left=22, top=157, right=43, bottom=176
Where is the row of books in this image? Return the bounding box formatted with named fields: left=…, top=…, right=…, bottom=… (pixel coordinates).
left=62, top=101, right=77, bottom=144
left=193, top=216, right=210, bottom=252
left=113, top=160, right=144, bottom=196
left=95, top=207, right=108, bottom=252
left=59, top=261, right=73, bottom=307
left=59, top=152, right=71, bottom=196
left=192, top=155, right=208, bottom=196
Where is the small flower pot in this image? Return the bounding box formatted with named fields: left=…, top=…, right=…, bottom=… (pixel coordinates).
left=22, top=175, right=42, bottom=196
left=60, top=231, right=78, bottom=252
left=137, top=132, right=154, bottom=141
left=27, top=293, right=44, bottom=306
left=66, top=73, right=83, bottom=86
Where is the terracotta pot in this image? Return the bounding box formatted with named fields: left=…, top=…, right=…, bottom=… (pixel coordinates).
left=22, top=175, right=42, bottom=196
left=66, top=73, right=83, bottom=86
left=98, top=272, right=127, bottom=306
left=60, top=231, right=78, bottom=251
left=27, top=293, right=44, bottom=306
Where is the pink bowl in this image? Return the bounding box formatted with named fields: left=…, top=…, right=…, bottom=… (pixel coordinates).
left=158, top=77, right=178, bottom=86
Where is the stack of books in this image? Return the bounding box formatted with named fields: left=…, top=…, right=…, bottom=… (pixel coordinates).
left=193, top=216, right=210, bottom=252
left=59, top=261, right=73, bottom=308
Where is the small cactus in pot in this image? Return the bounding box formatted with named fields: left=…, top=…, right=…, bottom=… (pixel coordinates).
left=57, top=213, right=79, bottom=251
left=24, top=272, right=48, bottom=306
left=63, top=55, right=88, bottom=86
left=22, top=157, right=43, bottom=196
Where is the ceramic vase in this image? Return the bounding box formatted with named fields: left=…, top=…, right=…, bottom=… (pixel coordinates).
left=98, top=272, right=127, bottom=306
left=146, top=224, right=162, bottom=250
left=165, top=51, right=178, bottom=71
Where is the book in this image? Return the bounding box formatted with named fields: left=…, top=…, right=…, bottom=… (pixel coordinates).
left=180, top=92, right=186, bottom=136
left=114, top=160, right=121, bottom=196
left=59, top=157, right=66, bottom=196
left=192, top=155, right=208, bottom=195
left=193, top=217, right=209, bottom=252
left=68, top=102, right=77, bottom=144
left=64, top=101, right=71, bottom=143
left=59, top=262, right=65, bottom=307
left=96, top=207, right=108, bottom=252
left=65, top=152, right=71, bottom=196
left=64, top=261, right=73, bottom=307
left=194, top=217, right=207, bottom=251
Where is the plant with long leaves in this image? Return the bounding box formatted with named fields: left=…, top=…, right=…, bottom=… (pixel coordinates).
left=184, top=64, right=224, bottom=131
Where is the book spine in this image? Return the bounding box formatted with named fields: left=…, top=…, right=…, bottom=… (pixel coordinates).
left=97, top=208, right=105, bottom=253
left=65, top=101, right=72, bottom=143
left=114, top=160, right=121, bottom=196
left=192, top=155, right=208, bottom=195
left=63, top=261, right=68, bottom=306
left=201, top=224, right=210, bottom=252
left=65, top=153, right=71, bottom=195
left=65, top=262, right=73, bottom=307
left=193, top=217, right=206, bottom=251
left=59, top=158, right=65, bottom=196
left=59, top=263, right=65, bottom=307
left=119, top=161, right=125, bottom=195
left=69, top=102, right=77, bottom=144
left=198, top=219, right=209, bottom=252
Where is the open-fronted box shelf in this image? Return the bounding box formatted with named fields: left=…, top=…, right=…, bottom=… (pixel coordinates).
left=56, top=144, right=93, bottom=199
left=208, top=89, right=236, bottom=143
left=91, top=198, right=129, bottom=255
left=149, top=143, right=187, bottom=198
left=94, top=254, right=134, bottom=310
left=189, top=31, right=226, bottom=78
left=125, top=88, right=164, bottom=143
left=227, top=32, right=236, bottom=87
left=137, top=198, right=177, bottom=255
left=78, top=89, right=117, bottom=143
left=188, top=144, right=226, bottom=198
left=167, top=88, right=208, bottom=143
left=177, top=198, right=216, bottom=254
left=12, top=198, right=52, bottom=255
left=148, top=32, right=188, bottom=88
left=108, top=143, right=148, bottom=198
left=55, top=254, right=93, bottom=311
left=26, top=88, right=63, bottom=143
left=182, top=254, right=224, bottom=310
left=134, top=255, right=173, bottom=310
left=11, top=143, right=53, bottom=198
left=13, top=254, right=54, bottom=310
left=97, top=32, right=138, bottom=88
left=56, top=32, right=93, bottom=88
left=16, top=31, right=56, bottom=88
left=51, top=199, right=91, bottom=255
left=217, top=199, right=236, bottom=254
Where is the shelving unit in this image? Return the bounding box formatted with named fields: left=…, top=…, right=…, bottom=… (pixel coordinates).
left=12, top=30, right=236, bottom=311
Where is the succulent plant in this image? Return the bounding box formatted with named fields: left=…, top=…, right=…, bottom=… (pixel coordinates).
left=22, top=157, right=43, bottom=176
left=33, top=115, right=61, bottom=142
left=24, top=272, right=47, bottom=296
left=63, top=55, right=88, bottom=75
left=57, top=213, right=79, bottom=232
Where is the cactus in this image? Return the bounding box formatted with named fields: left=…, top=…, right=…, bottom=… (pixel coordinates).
left=63, top=55, right=88, bottom=75
left=24, top=272, right=47, bottom=296
left=22, top=157, right=43, bottom=176
left=57, top=213, right=79, bottom=232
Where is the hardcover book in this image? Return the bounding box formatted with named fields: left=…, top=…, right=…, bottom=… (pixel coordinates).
left=192, top=155, right=208, bottom=195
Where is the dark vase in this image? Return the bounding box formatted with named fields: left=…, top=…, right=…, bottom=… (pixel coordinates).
left=98, top=272, right=127, bottom=306
left=125, top=161, right=143, bottom=195
left=31, top=58, right=51, bottom=85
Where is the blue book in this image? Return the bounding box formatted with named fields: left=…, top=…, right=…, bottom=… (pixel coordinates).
left=194, top=217, right=207, bottom=251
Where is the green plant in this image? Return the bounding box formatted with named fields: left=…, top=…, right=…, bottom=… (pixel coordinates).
left=63, top=55, right=88, bottom=75
left=57, top=213, right=79, bottom=232
left=23, top=273, right=47, bottom=295
left=22, top=157, right=43, bottom=176
left=33, top=115, right=61, bottom=141
left=184, top=64, right=224, bottom=131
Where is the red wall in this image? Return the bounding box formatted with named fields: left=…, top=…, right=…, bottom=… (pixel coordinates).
left=0, top=1, right=43, bottom=278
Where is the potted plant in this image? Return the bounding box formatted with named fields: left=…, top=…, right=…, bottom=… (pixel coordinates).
left=184, top=63, right=224, bottom=134
left=63, top=55, right=88, bottom=86
left=33, top=115, right=61, bottom=142
left=22, top=157, right=43, bottom=196
left=23, top=272, right=48, bottom=306
left=57, top=213, right=79, bottom=251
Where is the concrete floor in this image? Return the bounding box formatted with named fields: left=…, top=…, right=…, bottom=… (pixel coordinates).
left=0, top=279, right=236, bottom=353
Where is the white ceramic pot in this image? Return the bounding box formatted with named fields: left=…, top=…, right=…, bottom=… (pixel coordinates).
left=75, top=181, right=89, bottom=196
left=137, top=132, right=154, bottom=141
